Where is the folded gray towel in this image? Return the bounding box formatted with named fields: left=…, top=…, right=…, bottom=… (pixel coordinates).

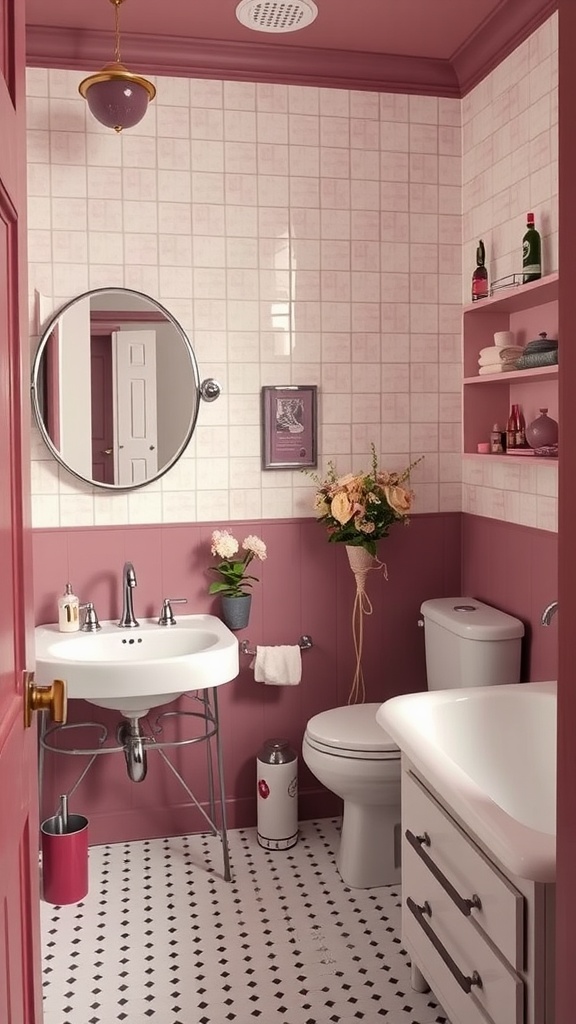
left=524, top=333, right=558, bottom=354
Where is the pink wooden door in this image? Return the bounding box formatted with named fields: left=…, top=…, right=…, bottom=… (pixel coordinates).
left=0, top=1, right=44, bottom=1021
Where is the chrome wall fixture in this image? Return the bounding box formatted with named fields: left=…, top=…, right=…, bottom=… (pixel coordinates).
left=240, top=635, right=313, bottom=656
left=79, top=0, right=156, bottom=133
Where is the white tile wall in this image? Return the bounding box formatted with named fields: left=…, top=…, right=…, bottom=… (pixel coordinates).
left=462, top=15, right=558, bottom=289
left=26, top=12, right=558, bottom=532
left=461, top=12, right=558, bottom=530
left=27, top=69, right=461, bottom=529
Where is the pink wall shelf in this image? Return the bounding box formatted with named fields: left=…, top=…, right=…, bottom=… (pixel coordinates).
left=464, top=366, right=558, bottom=385
left=462, top=273, right=559, bottom=315
left=466, top=453, right=558, bottom=466
left=462, top=274, right=559, bottom=454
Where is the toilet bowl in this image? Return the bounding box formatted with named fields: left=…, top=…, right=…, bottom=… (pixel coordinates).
left=302, top=703, right=401, bottom=889
left=302, top=597, right=525, bottom=890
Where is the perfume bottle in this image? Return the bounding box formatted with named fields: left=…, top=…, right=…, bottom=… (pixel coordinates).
left=490, top=423, right=505, bottom=454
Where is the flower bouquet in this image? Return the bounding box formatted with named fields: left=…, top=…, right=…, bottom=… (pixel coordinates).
left=312, top=445, right=422, bottom=702
left=312, top=444, right=420, bottom=556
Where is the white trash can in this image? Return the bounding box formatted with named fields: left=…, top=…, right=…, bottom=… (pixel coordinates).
left=257, top=739, right=298, bottom=850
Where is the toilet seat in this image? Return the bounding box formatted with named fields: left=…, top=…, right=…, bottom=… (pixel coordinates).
left=304, top=704, right=400, bottom=761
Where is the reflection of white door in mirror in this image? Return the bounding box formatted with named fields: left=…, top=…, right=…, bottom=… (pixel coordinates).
left=31, top=287, right=203, bottom=491
left=113, top=330, right=158, bottom=486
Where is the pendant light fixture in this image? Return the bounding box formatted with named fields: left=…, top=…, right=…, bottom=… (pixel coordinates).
left=79, top=0, right=156, bottom=133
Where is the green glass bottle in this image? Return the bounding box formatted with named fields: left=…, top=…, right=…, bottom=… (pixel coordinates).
left=522, top=212, right=541, bottom=284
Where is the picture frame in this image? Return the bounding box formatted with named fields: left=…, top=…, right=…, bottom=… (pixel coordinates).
left=261, top=385, right=318, bottom=470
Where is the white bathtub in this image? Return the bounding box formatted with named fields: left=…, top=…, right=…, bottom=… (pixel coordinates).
left=377, top=680, right=556, bottom=882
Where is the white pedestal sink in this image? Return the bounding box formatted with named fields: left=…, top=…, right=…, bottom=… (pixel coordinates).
left=34, top=615, right=239, bottom=718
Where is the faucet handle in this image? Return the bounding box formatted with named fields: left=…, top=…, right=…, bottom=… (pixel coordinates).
left=80, top=602, right=101, bottom=632
left=541, top=600, right=558, bottom=626
left=158, top=598, right=187, bottom=626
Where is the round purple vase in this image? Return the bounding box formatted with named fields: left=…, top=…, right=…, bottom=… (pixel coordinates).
left=525, top=408, right=558, bottom=449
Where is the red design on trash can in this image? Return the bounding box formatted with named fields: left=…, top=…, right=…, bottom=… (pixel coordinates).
left=258, top=779, right=270, bottom=799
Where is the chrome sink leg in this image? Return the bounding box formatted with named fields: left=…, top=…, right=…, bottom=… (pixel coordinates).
left=212, top=688, right=231, bottom=882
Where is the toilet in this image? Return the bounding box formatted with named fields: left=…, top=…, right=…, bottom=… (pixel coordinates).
left=302, top=597, right=524, bottom=889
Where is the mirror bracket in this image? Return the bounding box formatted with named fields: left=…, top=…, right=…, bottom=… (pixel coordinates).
left=200, top=378, right=222, bottom=403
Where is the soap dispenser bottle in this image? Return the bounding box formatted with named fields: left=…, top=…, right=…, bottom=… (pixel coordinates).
left=58, top=583, right=80, bottom=633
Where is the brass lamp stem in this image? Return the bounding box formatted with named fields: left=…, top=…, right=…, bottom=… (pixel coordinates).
left=112, top=0, right=123, bottom=64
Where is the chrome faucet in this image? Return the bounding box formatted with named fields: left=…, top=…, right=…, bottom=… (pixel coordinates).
left=119, top=561, right=139, bottom=627
left=541, top=600, right=558, bottom=626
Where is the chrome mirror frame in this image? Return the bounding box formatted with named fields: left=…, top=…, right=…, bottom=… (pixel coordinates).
left=31, top=287, right=203, bottom=491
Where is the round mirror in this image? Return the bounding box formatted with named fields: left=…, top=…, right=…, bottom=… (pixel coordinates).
left=31, top=288, right=201, bottom=490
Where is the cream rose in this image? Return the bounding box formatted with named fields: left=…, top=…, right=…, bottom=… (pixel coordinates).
left=331, top=491, right=354, bottom=524
left=384, top=484, right=412, bottom=515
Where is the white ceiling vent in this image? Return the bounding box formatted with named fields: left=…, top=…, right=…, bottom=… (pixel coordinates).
left=235, top=0, right=318, bottom=34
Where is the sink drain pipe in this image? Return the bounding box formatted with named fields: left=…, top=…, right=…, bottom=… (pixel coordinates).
left=118, top=718, right=148, bottom=782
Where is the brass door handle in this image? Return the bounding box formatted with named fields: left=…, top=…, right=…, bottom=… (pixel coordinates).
left=101, top=448, right=113, bottom=455
left=24, top=671, right=67, bottom=729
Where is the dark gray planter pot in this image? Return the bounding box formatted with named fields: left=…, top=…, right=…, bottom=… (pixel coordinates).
left=221, top=594, right=252, bottom=631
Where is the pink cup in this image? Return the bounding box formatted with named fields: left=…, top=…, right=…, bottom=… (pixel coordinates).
left=41, top=813, right=89, bottom=905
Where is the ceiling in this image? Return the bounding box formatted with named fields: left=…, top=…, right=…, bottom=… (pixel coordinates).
left=25, top=0, right=557, bottom=97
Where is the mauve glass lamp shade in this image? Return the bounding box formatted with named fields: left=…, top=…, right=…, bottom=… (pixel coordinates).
left=79, top=63, right=156, bottom=133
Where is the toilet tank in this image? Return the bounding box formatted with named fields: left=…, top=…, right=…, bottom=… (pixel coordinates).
left=420, top=597, right=524, bottom=690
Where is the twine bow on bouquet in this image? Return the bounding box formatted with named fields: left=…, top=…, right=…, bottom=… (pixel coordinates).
left=311, top=444, right=423, bottom=704
left=344, top=544, right=387, bottom=703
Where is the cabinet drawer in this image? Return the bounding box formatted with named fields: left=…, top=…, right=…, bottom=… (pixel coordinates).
left=403, top=770, right=524, bottom=968
left=403, top=842, right=524, bottom=1024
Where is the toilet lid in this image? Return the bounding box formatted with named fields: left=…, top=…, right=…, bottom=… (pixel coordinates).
left=306, top=703, right=398, bottom=754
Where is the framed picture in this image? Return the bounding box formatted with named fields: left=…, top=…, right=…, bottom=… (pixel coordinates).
left=261, top=385, right=318, bottom=470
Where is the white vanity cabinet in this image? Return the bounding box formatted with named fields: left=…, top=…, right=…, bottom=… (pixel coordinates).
left=401, top=762, right=555, bottom=1024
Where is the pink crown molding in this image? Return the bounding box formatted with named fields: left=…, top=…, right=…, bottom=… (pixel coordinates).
left=26, top=0, right=557, bottom=98
left=25, top=27, right=460, bottom=96
left=453, top=0, right=558, bottom=95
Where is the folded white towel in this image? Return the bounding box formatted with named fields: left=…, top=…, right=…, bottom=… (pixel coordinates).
left=479, top=345, right=524, bottom=365
left=478, top=363, right=517, bottom=375
left=251, top=645, right=302, bottom=685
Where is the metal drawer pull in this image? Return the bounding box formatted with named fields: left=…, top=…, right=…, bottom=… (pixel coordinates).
left=405, top=829, right=482, bottom=916
left=415, top=899, right=432, bottom=917
left=407, top=896, right=483, bottom=994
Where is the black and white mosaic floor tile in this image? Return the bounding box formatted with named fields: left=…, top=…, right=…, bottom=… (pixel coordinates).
left=41, top=818, right=449, bottom=1024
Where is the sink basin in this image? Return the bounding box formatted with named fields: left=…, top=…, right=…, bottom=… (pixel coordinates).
left=34, top=615, right=239, bottom=717
left=377, top=681, right=556, bottom=882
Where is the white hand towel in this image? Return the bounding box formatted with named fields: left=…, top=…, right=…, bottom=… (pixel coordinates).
left=478, top=363, right=518, bottom=375
left=479, top=345, right=524, bottom=364
left=251, top=645, right=302, bottom=685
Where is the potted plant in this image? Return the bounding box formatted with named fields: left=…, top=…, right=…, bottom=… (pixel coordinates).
left=208, top=530, right=267, bottom=630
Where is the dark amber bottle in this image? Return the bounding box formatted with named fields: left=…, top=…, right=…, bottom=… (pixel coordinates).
left=522, top=213, right=541, bottom=284
left=471, top=239, right=488, bottom=301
